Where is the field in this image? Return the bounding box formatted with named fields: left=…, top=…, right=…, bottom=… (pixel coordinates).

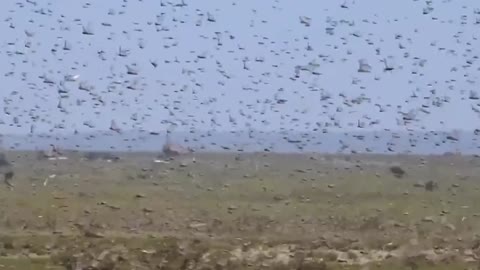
left=0, top=151, right=480, bottom=269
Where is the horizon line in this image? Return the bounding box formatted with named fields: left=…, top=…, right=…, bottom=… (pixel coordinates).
left=0, top=128, right=473, bottom=136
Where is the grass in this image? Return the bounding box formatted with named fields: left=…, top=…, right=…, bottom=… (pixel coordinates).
left=0, top=151, right=479, bottom=268
left=0, top=257, right=62, bottom=270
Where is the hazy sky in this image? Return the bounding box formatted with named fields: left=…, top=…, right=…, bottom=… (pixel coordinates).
left=1, top=0, right=480, bottom=140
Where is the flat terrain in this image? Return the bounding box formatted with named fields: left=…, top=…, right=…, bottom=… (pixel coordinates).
left=1, top=151, right=480, bottom=269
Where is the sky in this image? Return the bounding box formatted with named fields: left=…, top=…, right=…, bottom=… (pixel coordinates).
left=1, top=0, right=480, bottom=153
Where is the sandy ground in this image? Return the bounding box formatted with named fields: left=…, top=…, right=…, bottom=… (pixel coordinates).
left=0, top=151, right=479, bottom=269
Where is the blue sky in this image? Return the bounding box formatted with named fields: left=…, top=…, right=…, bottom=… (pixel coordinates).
left=1, top=0, right=480, bottom=152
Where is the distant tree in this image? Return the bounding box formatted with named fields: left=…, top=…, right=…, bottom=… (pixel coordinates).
left=425, top=180, right=438, bottom=192
left=389, top=165, right=405, bottom=178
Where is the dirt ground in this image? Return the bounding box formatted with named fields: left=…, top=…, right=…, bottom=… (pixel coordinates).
left=0, top=151, right=480, bottom=269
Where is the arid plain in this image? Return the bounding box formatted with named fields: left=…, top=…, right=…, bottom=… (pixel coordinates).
left=0, top=151, right=479, bottom=269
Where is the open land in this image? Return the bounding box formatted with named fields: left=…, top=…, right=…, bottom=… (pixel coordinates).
left=0, top=151, right=479, bottom=269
